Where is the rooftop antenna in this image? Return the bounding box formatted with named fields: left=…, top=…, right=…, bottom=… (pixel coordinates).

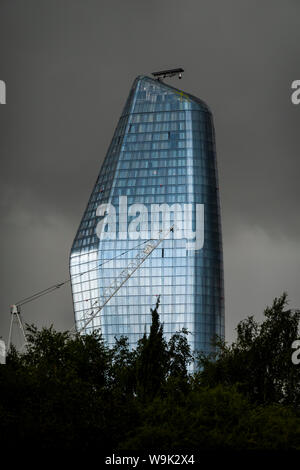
left=152, top=68, right=184, bottom=81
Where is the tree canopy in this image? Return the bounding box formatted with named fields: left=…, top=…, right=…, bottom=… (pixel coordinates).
left=0, top=294, right=300, bottom=451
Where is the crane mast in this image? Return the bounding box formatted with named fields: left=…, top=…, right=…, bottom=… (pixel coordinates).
left=7, top=225, right=174, bottom=351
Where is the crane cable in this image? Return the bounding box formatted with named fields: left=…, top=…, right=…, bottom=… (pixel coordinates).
left=15, top=238, right=154, bottom=307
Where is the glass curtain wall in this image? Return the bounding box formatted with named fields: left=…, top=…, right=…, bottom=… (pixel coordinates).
left=70, top=76, right=224, bottom=355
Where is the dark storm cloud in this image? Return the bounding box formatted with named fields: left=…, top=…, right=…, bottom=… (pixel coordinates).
left=0, top=0, right=299, bottom=343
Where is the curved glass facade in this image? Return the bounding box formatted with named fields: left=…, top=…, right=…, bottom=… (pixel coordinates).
left=70, top=75, right=224, bottom=355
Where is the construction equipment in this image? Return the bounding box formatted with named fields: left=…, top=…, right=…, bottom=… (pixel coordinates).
left=72, top=225, right=174, bottom=334
left=7, top=304, right=27, bottom=352
left=7, top=225, right=174, bottom=350
left=152, top=68, right=184, bottom=80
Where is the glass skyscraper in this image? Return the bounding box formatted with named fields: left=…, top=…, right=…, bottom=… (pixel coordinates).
left=69, top=75, right=224, bottom=355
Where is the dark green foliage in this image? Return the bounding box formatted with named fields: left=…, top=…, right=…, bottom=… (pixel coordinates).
left=1, top=326, right=112, bottom=449
left=1, top=293, right=300, bottom=451
left=198, top=293, right=300, bottom=407
left=135, top=297, right=170, bottom=400
left=120, top=385, right=300, bottom=451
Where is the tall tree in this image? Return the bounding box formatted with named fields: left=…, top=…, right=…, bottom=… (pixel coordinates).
left=198, top=293, right=300, bottom=406
left=135, top=297, right=169, bottom=400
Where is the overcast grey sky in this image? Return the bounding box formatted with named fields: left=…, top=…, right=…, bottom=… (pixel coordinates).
left=0, top=0, right=299, bottom=346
